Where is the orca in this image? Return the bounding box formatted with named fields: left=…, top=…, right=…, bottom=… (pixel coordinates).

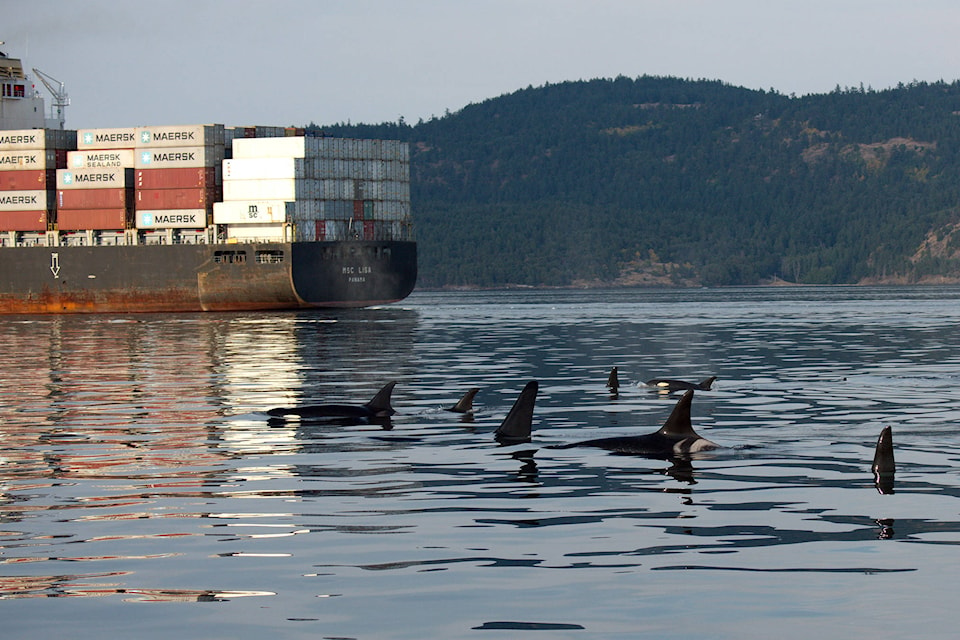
left=494, top=381, right=539, bottom=445
left=552, top=390, right=718, bottom=458
left=644, top=376, right=717, bottom=393
left=606, top=367, right=620, bottom=392
left=266, top=381, right=397, bottom=422
left=446, top=388, right=480, bottom=413
left=872, top=425, right=895, bottom=494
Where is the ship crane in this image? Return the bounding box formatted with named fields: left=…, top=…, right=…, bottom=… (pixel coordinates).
left=31, top=67, right=69, bottom=129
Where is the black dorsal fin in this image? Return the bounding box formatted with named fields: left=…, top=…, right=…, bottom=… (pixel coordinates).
left=698, top=376, right=717, bottom=390
left=495, top=381, right=538, bottom=444
left=655, top=389, right=699, bottom=438
left=607, top=367, right=619, bottom=391
left=872, top=426, right=895, bottom=474
left=364, top=381, right=397, bottom=416
left=448, top=388, right=479, bottom=413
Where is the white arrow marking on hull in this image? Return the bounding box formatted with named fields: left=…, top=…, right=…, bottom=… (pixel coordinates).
left=50, top=252, right=60, bottom=278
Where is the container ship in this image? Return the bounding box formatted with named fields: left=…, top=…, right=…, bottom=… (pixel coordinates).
left=0, top=48, right=416, bottom=313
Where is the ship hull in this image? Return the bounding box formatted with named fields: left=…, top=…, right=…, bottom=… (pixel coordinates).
left=0, top=240, right=417, bottom=313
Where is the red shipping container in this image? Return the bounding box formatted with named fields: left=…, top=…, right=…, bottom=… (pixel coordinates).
left=57, top=188, right=131, bottom=210
left=57, top=208, right=130, bottom=230
left=0, top=210, right=51, bottom=231
left=363, top=220, right=375, bottom=240
left=135, top=167, right=217, bottom=189
left=0, top=170, right=54, bottom=190
left=353, top=199, right=364, bottom=221
left=136, top=187, right=219, bottom=209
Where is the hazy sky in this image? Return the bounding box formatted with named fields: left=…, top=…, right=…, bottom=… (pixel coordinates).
left=7, top=0, right=960, bottom=130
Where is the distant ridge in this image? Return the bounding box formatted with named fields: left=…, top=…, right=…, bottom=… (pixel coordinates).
left=315, top=75, right=960, bottom=288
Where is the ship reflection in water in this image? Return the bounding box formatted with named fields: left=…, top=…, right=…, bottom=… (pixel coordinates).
left=2, top=288, right=960, bottom=639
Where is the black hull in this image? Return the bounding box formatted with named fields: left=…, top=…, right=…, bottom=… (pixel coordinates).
left=0, top=240, right=417, bottom=313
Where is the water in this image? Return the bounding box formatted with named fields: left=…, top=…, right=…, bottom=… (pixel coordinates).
left=2, top=286, right=960, bottom=638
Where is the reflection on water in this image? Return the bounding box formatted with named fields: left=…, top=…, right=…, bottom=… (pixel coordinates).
left=2, top=288, right=960, bottom=638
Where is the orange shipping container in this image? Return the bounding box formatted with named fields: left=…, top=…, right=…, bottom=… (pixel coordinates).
left=0, top=170, right=53, bottom=190
left=57, top=208, right=131, bottom=230
left=57, top=188, right=131, bottom=210
left=0, top=210, right=51, bottom=231
left=135, top=167, right=217, bottom=189
left=136, top=187, right=219, bottom=210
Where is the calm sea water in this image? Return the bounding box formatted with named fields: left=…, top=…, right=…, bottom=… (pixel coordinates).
left=2, top=286, right=960, bottom=639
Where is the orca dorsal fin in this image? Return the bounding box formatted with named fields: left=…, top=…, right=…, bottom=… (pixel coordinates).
left=656, top=389, right=699, bottom=438
left=698, top=376, right=717, bottom=390
left=364, top=382, right=397, bottom=416
left=872, top=426, right=895, bottom=474
left=607, top=367, right=619, bottom=391
left=495, top=381, right=538, bottom=444
left=449, top=388, right=480, bottom=413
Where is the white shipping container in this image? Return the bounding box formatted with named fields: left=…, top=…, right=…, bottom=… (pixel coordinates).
left=213, top=200, right=293, bottom=224
left=0, top=129, right=77, bottom=151
left=223, top=157, right=307, bottom=181
left=137, top=209, right=208, bottom=229
left=68, top=149, right=136, bottom=169
left=77, top=127, right=138, bottom=150
left=0, top=149, right=62, bottom=171
left=135, top=145, right=224, bottom=169
left=136, top=124, right=225, bottom=148
left=225, top=223, right=286, bottom=241
left=231, top=136, right=317, bottom=159
left=57, top=167, right=131, bottom=190
left=0, top=190, right=50, bottom=211
left=222, top=178, right=319, bottom=201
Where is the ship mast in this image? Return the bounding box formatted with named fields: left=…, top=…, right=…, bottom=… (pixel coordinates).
left=31, top=66, right=69, bottom=129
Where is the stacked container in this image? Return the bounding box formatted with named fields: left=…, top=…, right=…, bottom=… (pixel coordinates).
left=134, top=124, right=225, bottom=230
left=0, top=129, right=75, bottom=232
left=215, top=136, right=411, bottom=242
left=64, top=127, right=138, bottom=231
left=55, top=166, right=134, bottom=230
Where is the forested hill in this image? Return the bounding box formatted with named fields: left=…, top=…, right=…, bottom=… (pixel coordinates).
left=312, top=75, right=960, bottom=288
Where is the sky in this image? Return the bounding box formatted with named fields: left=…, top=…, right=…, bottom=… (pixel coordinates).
left=6, top=0, right=960, bottom=130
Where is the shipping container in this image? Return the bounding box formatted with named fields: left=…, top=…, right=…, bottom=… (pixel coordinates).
left=0, top=149, right=67, bottom=171
left=56, top=208, right=131, bottom=230
left=77, top=127, right=138, bottom=150
left=136, top=124, right=225, bottom=148
left=223, top=157, right=309, bottom=181
left=0, top=189, right=51, bottom=211
left=136, top=187, right=219, bottom=209
left=222, top=178, right=318, bottom=201
left=0, top=210, right=51, bottom=231
left=224, top=223, right=286, bottom=241
left=0, top=169, right=53, bottom=190
left=134, top=145, right=224, bottom=169
left=57, top=188, right=130, bottom=210
left=68, top=149, right=136, bottom=169
left=0, top=129, right=76, bottom=151
left=56, top=167, right=132, bottom=190
left=136, top=209, right=209, bottom=229
left=213, top=200, right=293, bottom=224
left=135, top=167, right=218, bottom=189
